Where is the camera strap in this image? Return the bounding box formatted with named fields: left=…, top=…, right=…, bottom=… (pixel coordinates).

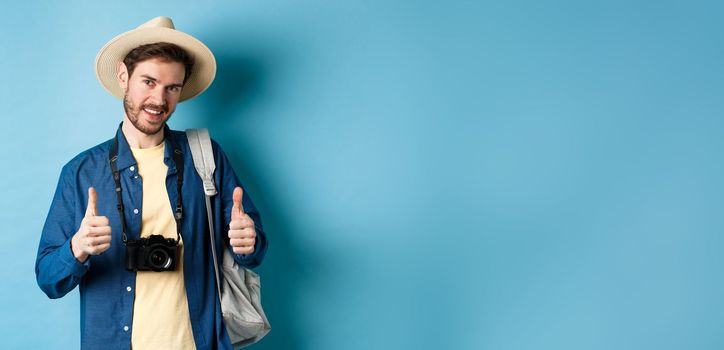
left=108, top=122, right=185, bottom=243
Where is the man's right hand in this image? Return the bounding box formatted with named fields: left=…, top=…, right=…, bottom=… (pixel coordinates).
left=71, top=187, right=112, bottom=263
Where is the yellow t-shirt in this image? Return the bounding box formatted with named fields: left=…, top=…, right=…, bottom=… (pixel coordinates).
left=130, top=142, right=196, bottom=350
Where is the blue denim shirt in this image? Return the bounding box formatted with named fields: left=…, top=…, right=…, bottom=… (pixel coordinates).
left=35, top=125, right=268, bottom=349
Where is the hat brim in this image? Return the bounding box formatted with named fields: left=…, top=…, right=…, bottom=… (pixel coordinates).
left=95, top=27, right=216, bottom=102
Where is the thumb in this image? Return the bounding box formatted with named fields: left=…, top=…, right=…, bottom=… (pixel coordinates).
left=85, top=187, right=98, bottom=217
left=231, top=187, right=244, bottom=220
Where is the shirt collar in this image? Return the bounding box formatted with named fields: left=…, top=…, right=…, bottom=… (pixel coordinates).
left=113, top=122, right=178, bottom=173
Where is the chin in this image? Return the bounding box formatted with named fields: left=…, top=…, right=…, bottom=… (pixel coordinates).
left=144, top=124, right=166, bottom=135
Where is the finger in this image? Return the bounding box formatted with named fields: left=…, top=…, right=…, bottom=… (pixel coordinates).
left=241, top=227, right=256, bottom=239
left=231, top=187, right=245, bottom=220
left=90, top=243, right=111, bottom=255
left=230, top=238, right=255, bottom=247
left=228, top=227, right=255, bottom=239
left=229, top=216, right=254, bottom=230
left=89, top=225, right=112, bottom=237
left=85, top=215, right=110, bottom=228
left=233, top=246, right=254, bottom=255
left=85, top=187, right=98, bottom=217
left=88, top=235, right=112, bottom=247
left=228, top=229, right=243, bottom=239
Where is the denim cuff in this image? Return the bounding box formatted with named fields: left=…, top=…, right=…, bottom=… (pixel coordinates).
left=60, top=238, right=90, bottom=277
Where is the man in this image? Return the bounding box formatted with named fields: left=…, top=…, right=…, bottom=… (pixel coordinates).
left=35, top=16, right=268, bottom=349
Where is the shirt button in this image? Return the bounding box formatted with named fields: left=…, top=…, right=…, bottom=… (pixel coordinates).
left=133, top=208, right=139, bottom=214
left=129, top=166, right=135, bottom=172
left=123, top=325, right=129, bottom=332
left=126, top=286, right=132, bottom=292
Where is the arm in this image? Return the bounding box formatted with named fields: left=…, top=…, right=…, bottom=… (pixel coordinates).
left=213, top=140, right=268, bottom=269
left=35, top=165, right=89, bottom=299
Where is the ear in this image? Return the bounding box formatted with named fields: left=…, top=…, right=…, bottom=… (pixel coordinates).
left=116, top=62, right=129, bottom=91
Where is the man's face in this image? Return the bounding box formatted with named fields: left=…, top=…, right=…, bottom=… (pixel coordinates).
left=119, top=58, right=185, bottom=136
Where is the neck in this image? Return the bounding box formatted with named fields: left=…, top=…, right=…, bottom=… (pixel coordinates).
left=121, top=115, right=165, bottom=149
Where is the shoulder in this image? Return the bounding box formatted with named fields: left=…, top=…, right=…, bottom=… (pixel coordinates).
left=170, top=128, right=228, bottom=157
left=59, top=139, right=113, bottom=181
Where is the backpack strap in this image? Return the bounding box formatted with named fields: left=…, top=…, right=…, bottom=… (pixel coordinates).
left=186, top=128, right=222, bottom=302
left=186, top=128, right=217, bottom=196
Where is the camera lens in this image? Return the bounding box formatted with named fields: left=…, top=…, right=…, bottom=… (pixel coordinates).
left=148, top=247, right=171, bottom=270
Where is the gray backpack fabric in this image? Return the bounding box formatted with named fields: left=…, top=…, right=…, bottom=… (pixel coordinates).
left=186, top=128, right=271, bottom=348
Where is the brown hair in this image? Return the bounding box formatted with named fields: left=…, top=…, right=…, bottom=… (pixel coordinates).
left=122, top=42, right=195, bottom=84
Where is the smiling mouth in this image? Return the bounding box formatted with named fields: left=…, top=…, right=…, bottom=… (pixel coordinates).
left=143, top=107, right=164, bottom=115
left=141, top=104, right=169, bottom=122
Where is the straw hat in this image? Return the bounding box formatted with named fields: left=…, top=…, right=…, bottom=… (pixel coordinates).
left=95, top=16, right=216, bottom=102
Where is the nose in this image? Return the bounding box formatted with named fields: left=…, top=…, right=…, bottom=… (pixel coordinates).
left=148, top=86, right=166, bottom=105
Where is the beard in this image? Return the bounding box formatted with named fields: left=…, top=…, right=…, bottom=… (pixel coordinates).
left=123, top=93, right=171, bottom=136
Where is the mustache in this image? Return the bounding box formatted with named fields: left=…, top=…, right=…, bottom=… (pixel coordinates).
left=141, top=103, right=168, bottom=113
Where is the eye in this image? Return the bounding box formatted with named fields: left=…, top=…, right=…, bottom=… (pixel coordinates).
left=168, top=86, right=181, bottom=93
left=142, top=79, right=153, bottom=86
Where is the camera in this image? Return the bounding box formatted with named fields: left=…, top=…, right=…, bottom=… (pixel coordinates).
left=125, top=235, right=180, bottom=272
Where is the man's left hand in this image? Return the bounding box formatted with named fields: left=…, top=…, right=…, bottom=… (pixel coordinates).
left=228, top=187, right=256, bottom=255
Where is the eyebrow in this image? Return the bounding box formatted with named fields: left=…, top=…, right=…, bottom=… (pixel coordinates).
left=140, top=74, right=184, bottom=88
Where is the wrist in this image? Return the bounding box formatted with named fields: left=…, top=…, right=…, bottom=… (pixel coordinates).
left=70, top=236, right=88, bottom=263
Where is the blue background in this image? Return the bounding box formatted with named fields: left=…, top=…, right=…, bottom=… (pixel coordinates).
left=2, top=1, right=723, bottom=349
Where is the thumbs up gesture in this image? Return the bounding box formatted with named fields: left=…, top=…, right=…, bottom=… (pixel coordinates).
left=228, top=187, right=256, bottom=255
left=70, top=187, right=112, bottom=263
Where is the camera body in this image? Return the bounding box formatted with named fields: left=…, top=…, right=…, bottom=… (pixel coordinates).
left=125, top=234, right=180, bottom=272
